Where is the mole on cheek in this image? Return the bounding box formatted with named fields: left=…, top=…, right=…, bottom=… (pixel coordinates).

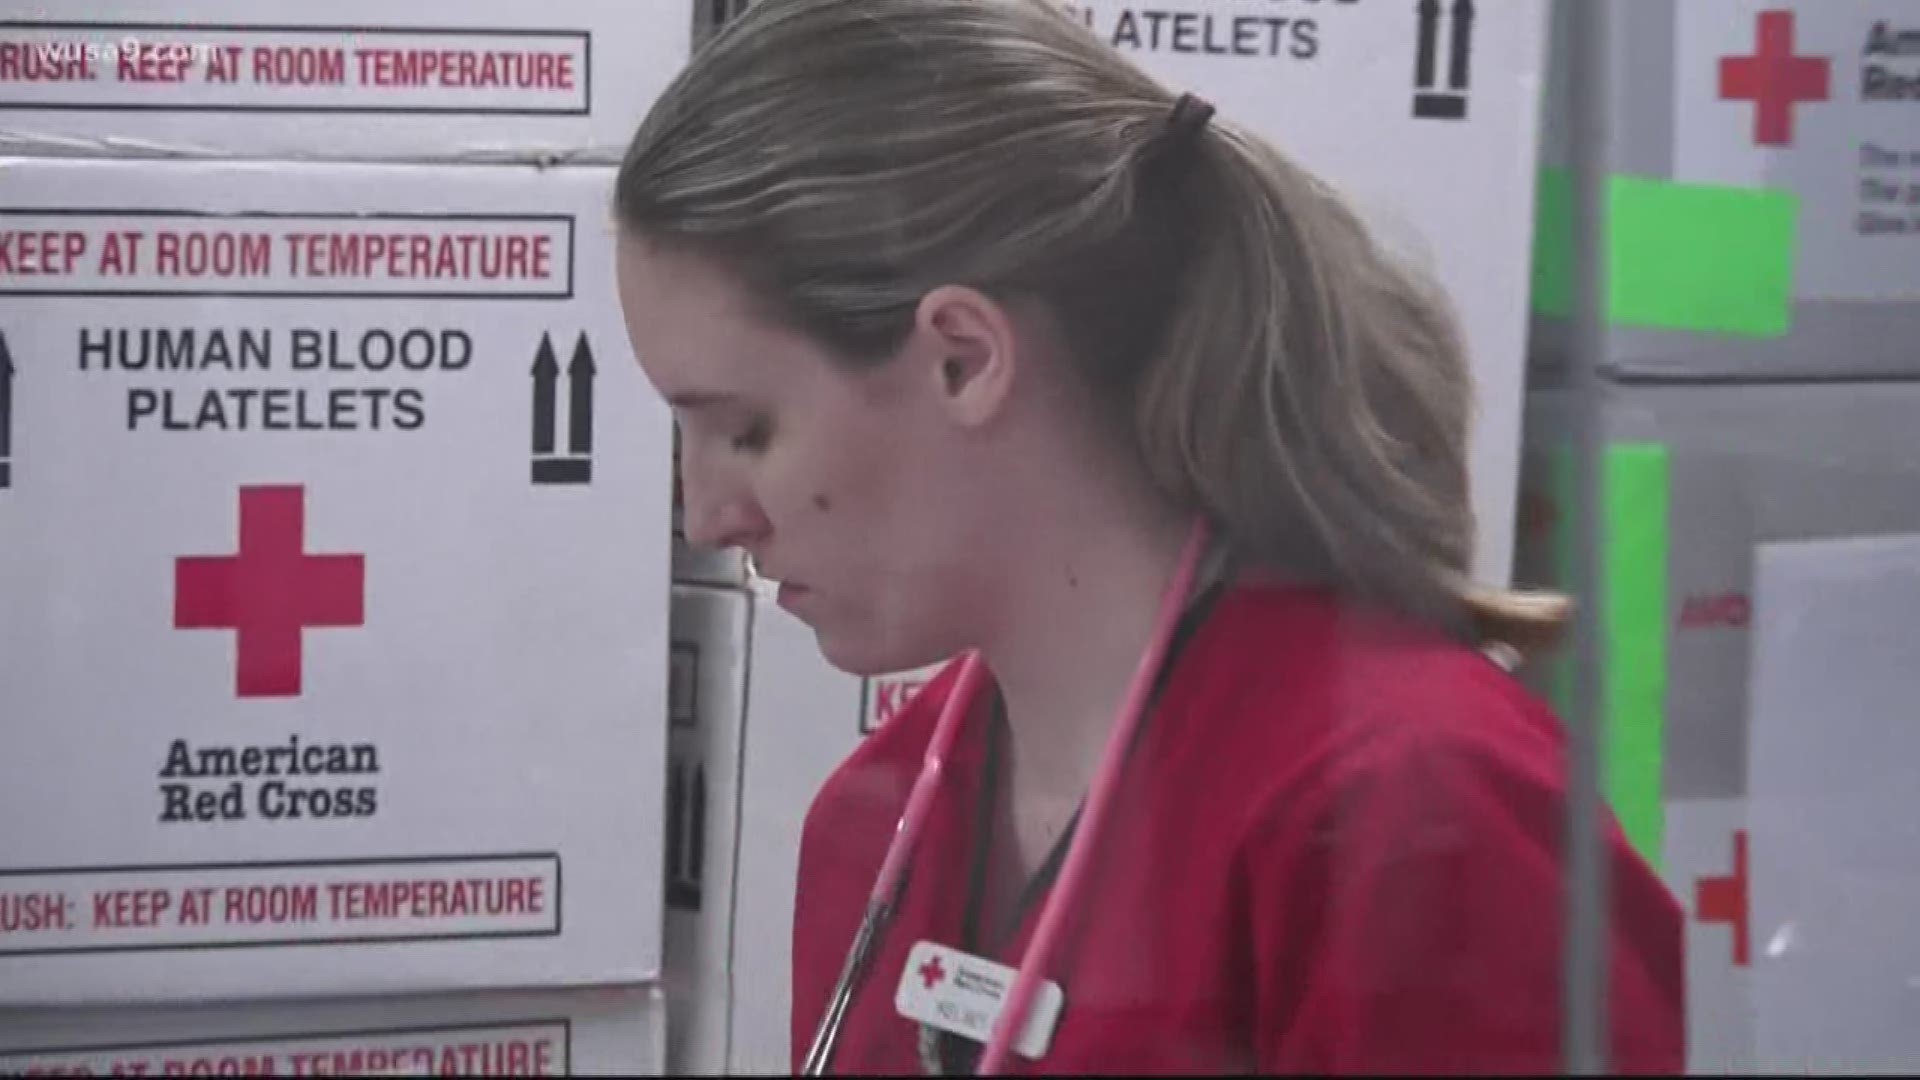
left=813, top=493, right=832, bottom=512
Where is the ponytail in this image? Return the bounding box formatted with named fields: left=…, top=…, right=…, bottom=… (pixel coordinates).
left=1130, top=111, right=1570, bottom=660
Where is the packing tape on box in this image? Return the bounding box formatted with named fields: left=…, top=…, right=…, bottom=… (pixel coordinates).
left=1532, top=169, right=1800, bottom=340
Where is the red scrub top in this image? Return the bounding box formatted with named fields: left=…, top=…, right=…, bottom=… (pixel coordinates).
left=791, top=581, right=1685, bottom=1075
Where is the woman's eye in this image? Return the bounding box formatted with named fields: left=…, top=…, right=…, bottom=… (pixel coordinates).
left=731, top=418, right=772, bottom=453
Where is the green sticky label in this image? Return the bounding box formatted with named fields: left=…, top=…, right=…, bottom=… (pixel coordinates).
left=1530, top=168, right=1576, bottom=321
left=1544, top=441, right=1576, bottom=721
left=1601, top=445, right=1670, bottom=870
left=1531, top=441, right=1669, bottom=870
left=1531, top=170, right=1799, bottom=339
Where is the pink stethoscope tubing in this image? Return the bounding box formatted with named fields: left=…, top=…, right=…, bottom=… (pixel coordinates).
left=800, top=517, right=1214, bottom=1075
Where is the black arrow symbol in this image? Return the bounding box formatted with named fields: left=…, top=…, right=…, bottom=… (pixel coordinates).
left=689, top=761, right=707, bottom=895
left=667, top=759, right=690, bottom=909
left=1415, top=0, right=1440, bottom=90
left=567, top=334, right=595, bottom=457
left=0, top=331, right=13, bottom=491
left=1449, top=0, right=1475, bottom=92
left=531, top=332, right=591, bottom=486
left=1412, top=0, right=1468, bottom=119
left=531, top=332, right=558, bottom=457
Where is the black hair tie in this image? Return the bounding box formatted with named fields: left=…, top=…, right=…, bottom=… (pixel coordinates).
left=1167, top=90, right=1213, bottom=135
left=1166, top=91, right=1216, bottom=143
left=1140, top=91, right=1216, bottom=173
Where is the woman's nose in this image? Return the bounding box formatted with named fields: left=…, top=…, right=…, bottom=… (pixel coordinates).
left=681, top=480, right=771, bottom=553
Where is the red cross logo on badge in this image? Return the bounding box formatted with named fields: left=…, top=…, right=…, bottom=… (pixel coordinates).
left=918, top=955, right=947, bottom=990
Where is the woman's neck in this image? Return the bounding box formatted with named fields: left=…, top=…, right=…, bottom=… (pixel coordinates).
left=972, top=486, right=1201, bottom=810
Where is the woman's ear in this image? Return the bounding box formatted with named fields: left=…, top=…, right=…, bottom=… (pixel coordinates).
left=913, top=284, right=1018, bottom=429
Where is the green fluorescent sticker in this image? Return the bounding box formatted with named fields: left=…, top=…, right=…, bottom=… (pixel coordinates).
left=1603, top=445, right=1670, bottom=870
left=1536, top=440, right=1668, bottom=869
left=1531, top=167, right=1575, bottom=320
left=1608, top=176, right=1798, bottom=339
left=1531, top=169, right=1799, bottom=339
left=1546, top=441, right=1576, bottom=722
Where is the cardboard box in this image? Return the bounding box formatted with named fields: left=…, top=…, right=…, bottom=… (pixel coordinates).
left=1519, top=381, right=1920, bottom=798
left=0, top=157, right=675, bottom=1005
left=1744, top=533, right=1920, bottom=1072
left=1662, top=796, right=1754, bottom=1074
left=0, top=984, right=668, bottom=1075
left=661, top=583, right=750, bottom=1075
left=1533, top=0, right=1920, bottom=381
left=1065, top=0, right=1548, bottom=584
left=663, top=579, right=946, bottom=1074
left=0, top=1, right=690, bottom=164
left=1513, top=380, right=1920, bottom=1072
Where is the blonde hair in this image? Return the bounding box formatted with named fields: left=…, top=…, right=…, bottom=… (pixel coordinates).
left=617, top=0, right=1568, bottom=658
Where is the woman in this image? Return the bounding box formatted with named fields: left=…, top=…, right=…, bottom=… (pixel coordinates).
left=613, top=0, right=1684, bottom=1073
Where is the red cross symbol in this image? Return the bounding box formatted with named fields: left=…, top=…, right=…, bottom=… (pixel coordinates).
left=877, top=679, right=930, bottom=725
left=1718, top=10, right=1829, bottom=147
left=174, top=485, right=365, bottom=698
left=1695, top=828, right=1750, bottom=968
left=918, top=955, right=947, bottom=990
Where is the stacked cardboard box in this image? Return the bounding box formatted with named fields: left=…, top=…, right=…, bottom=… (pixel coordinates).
left=1519, top=1, right=1920, bottom=1070
left=0, top=2, right=687, bottom=1072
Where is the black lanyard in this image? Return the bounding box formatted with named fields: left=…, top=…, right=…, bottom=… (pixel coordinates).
left=930, top=571, right=1232, bottom=1075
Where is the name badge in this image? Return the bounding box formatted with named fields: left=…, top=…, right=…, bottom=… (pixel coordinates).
left=893, top=940, right=1065, bottom=1061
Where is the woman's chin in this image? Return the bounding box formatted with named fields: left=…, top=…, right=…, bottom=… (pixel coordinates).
left=810, top=627, right=937, bottom=681
left=812, top=634, right=901, bottom=679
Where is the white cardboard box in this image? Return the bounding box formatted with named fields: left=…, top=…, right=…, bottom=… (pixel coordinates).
left=0, top=984, right=668, bottom=1075
left=663, top=580, right=943, bottom=1074
left=0, top=1, right=689, bottom=164
left=1532, top=0, right=1920, bottom=381
left=662, top=583, right=750, bottom=1075
left=1067, top=0, right=1547, bottom=585
left=1513, top=381, right=1920, bottom=1073
left=1746, top=533, right=1920, bottom=1072
left=0, top=157, right=676, bottom=1005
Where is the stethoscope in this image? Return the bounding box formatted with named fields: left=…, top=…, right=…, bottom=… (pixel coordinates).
left=801, top=518, right=1218, bottom=1076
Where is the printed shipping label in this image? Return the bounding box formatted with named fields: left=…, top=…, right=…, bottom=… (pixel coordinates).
left=1675, top=1, right=1920, bottom=301
left=0, top=158, right=672, bottom=1005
